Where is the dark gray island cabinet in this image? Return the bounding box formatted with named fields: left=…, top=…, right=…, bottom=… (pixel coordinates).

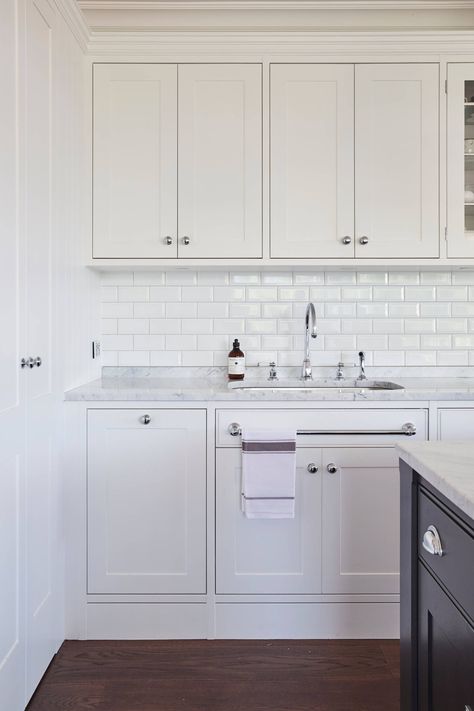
left=398, top=441, right=474, bottom=711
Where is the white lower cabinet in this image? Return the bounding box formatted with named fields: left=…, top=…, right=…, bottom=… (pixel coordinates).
left=215, top=408, right=426, bottom=598
left=437, top=407, right=474, bottom=439
left=322, top=447, right=400, bottom=594
left=87, top=408, right=207, bottom=594
left=216, top=448, right=322, bottom=594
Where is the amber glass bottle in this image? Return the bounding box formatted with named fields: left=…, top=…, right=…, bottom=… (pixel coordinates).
left=228, top=339, right=245, bottom=381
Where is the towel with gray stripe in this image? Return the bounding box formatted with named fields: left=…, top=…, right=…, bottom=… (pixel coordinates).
left=241, top=429, right=296, bottom=519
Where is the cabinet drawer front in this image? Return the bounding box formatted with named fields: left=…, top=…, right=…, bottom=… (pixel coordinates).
left=438, top=408, right=474, bottom=440
left=216, top=409, right=427, bottom=447
left=418, top=489, right=474, bottom=620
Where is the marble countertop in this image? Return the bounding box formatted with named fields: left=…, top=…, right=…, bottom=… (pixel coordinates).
left=397, top=440, right=474, bottom=521
left=65, top=374, right=474, bottom=403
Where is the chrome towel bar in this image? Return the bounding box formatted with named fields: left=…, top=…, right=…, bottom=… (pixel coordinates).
left=228, top=422, right=417, bottom=437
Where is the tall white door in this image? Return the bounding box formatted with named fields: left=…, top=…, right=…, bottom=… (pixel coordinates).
left=355, top=63, right=439, bottom=258
left=322, top=447, right=400, bottom=594
left=24, top=0, right=62, bottom=699
left=178, top=64, right=262, bottom=258
left=0, top=1, right=26, bottom=709
left=87, top=409, right=207, bottom=594
left=270, top=64, right=355, bottom=259
left=216, top=448, right=322, bottom=594
left=93, top=64, right=178, bottom=258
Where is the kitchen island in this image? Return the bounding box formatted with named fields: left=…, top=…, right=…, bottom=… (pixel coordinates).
left=397, top=441, right=474, bottom=711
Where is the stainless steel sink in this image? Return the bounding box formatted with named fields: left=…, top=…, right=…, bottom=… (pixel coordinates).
left=228, top=379, right=404, bottom=392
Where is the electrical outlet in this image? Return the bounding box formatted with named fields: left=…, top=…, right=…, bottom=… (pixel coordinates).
left=92, top=340, right=101, bottom=359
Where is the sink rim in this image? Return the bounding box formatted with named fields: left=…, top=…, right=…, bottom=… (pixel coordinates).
left=228, top=379, right=404, bottom=392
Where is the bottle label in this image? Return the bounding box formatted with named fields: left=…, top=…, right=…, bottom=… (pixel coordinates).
left=228, top=356, right=245, bottom=375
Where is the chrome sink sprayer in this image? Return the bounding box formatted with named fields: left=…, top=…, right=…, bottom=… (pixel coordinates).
left=301, top=302, right=318, bottom=381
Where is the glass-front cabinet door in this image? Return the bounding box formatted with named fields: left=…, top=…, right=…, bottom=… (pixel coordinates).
left=447, top=63, right=474, bottom=257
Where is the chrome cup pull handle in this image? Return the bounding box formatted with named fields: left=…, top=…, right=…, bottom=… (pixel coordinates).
left=422, top=525, right=443, bottom=557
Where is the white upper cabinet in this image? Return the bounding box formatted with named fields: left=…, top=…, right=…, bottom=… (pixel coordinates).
left=178, top=64, right=262, bottom=258
left=93, top=64, right=178, bottom=258
left=270, top=64, right=355, bottom=259
left=355, top=63, right=439, bottom=259
left=447, top=63, right=474, bottom=258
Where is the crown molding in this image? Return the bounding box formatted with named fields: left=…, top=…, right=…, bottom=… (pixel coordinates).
left=54, top=0, right=90, bottom=50
left=87, top=28, right=474, bottom=56
left=78, top=1, right=474, bottom=9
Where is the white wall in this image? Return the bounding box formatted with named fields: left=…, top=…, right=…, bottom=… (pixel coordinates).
left=99, top=269, right=474, bottom=369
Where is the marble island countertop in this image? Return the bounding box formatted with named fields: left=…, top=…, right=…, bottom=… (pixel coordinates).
left=397, top=440, right=474, bottom=521
left=65, top=371, right=474, bottom=402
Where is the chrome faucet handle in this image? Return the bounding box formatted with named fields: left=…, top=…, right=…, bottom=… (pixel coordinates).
left=357, top=351, right=367, bottom=381
left=268, top=362, right=278, bottom=382
left=335, top=362, right=345, bottom=381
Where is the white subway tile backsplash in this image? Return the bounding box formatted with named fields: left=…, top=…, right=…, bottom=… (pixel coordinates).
left=181, top=286, right=213, bottom=302
left=404, top=287, right=436, bottom=302
left=149, top=286, right=181, bottom=302
left=118, top=286, right=149, bottom=302
left=150, top=319, right=181, bottom=334
left=389, top=272, right=419, bottom=285
left=101, top=302, right=134, bottom=318
left=134, top=335, right=165, bottom=351
left=166, top=302, right=197, bottom=318
left=99, top=270, right=474, bottom=369
left=166, top=271, right=197, bottom=286
left=134, top=272, right=165, bottom=286
left=134, top=303, right=165, bottom=318
left=118, top=318, right=149, bottom=335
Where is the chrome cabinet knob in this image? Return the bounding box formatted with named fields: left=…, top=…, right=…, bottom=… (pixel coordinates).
left=182, top=236, right=190, bottom=246
left=140, top=414, right=151, bottom=425
left=35, top=356, right=42, bottom=367
left=228, top=422, right=241, bottom=437
left=342, top=236, right=352, bottom=245
left=359, top=236, right=369, bottom=245
left=422, top=525, right=443, bottom=557
left=307, top=463, right=318, bottom=474
left=165, top=236, right=173, bottom=245
left=327, top=463, right=338, bottom=474
left=21, top=357, right=35, bottom=369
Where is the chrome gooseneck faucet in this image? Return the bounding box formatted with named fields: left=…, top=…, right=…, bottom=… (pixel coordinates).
left=357, top=351, right=367, bottom=381
left=301, top=302, right=318, bottom=381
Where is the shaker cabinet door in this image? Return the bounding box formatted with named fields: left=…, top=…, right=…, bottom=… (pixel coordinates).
left=447, top=62, right=474, bottom=257
left=178, top=64, right=262, bottom=259
left=322, top=447, right=400, bottom=594
left=87, top=409, right=207, bottom=594
left=270, top=64, right=355, bottom=259
left=215, top=448, right=322, bottom=594
left=93, top=64, right=178, bottom=258
left=418, top=564, right=474, bottom=711
left=355, top=63, right=439, bottom=259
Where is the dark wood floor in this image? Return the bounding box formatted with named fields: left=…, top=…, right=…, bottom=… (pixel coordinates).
left=27, top=639, right=400, bottom=711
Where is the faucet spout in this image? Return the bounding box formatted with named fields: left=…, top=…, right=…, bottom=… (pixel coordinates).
left=301, top=302, right=318, bottom=381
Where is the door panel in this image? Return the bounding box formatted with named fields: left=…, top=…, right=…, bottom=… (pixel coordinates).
left=24, top=0, right=60, bottom=699
left=87, top=409, right=207, bottom=594
left=418, top=564, right=474, bottom=711
left=355, top=63, right=439, bottom=258
left=216, top=448, right=322, bottom=594
left=0, top=1, right=26, bottom=709
left=322, top=447, right=400, bottom=594
left=447, top=62, right=474, bottom=257
left=93, top=64, right=178, bottom=258
left=438, top=407, right=474, bottom=439
left=270, top=64, right=355, bottom=258
left=178, top=64, right=262, bottom=258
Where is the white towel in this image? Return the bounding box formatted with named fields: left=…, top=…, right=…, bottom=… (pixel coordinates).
left=241, top=428, right=296, bottom=519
